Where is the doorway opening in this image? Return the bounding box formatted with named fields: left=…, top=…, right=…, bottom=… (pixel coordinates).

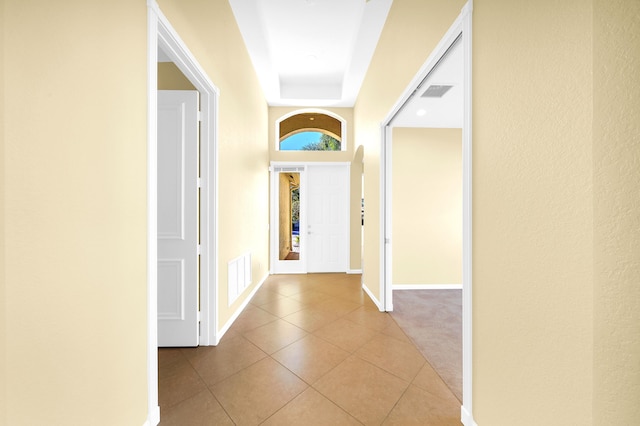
left=279, top=172, right=301, bottom=261
left=270, top=162, right=350, bottom=275
left=147, top=3, right=220, bottom=424
left=380, top=2, right=474, bottom=424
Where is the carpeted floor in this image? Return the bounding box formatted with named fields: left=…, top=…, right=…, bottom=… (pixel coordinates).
left=389, top=289, right=462, bottom=402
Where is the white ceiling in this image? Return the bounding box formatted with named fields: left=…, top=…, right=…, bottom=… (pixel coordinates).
left=391, top=37, right=463, bottom=128
left=229, top=0, right=393, bottom=107
left=175, top=0, right=464, bottom=128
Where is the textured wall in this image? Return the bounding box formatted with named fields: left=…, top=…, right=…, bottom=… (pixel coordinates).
left=593, top=0, right=640, bottom=423
left=473, top=0, right=594, bottom=424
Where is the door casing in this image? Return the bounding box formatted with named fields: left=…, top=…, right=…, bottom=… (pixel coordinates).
left=147, top=2, right=220, bottom=424
left=270, top=162, right=350, bottom=275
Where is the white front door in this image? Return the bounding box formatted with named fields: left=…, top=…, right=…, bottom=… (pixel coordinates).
left=307, top=164, right=349, bottom=273
left=157, top=90, right=199, bottom=347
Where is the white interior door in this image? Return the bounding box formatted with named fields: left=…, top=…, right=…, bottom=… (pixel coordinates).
left=157, top=90, right=199, bottom=347
left=307, top=164, right=349, bottom=273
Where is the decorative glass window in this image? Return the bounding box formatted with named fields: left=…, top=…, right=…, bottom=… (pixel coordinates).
left=277, top=111, right=346, bottom=151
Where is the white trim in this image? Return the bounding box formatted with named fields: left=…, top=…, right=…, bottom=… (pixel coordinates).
left=274, top=108, right=348, bottom=152
left=362, top=282, right=383, bottom=311
left=461, top=405, right=478, bottom=426
left=146, top=3, right=160, bottom=424
left=461, top=3, right=475, bottom=424
left=153, top=0, right=220, bottom=346
left=379, top=2, right=474, bottom=424
left=217, top=272, right=269, bottom=343
left=393, top=284, right=462, bottom=290
left=347, top=269, right=363, bottom=274
left=147, top=1, right=220, bottom=423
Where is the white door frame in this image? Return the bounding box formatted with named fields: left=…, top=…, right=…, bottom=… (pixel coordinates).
left=270, top=163, right=307, bottom=274
left=147, top=1, right=219, bottom=424
left=379, top=2, right=474, bottom=425
left=270, top=161, right=350, bottom=275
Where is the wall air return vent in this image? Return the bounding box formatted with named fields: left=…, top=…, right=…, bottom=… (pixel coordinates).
left=421, top=85, right=453, bottom=98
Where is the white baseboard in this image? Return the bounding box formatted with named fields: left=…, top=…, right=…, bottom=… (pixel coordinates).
left=461, top=405, right=477, bottom=426
left=362, top=282, right=383, bottom=311
left=393, top=283, right=462, bottom=290
left=217, top=272, right=269, bottom=344
left=144, top=406, right=160, bottom=426
left=347, top=269, right=363, bottom=274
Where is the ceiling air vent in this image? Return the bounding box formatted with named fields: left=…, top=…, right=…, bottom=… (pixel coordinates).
left=421, top=85, right=453, bottom=98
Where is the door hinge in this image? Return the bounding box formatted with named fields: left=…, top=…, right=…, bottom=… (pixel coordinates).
left=197, top=244, right=201, bottom=255
left=197, top=177, right=202, bottom=188
left=197, top=110, right=202, bottom=122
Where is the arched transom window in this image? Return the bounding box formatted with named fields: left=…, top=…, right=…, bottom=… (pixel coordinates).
left=277, top=111, right=346, bottom=151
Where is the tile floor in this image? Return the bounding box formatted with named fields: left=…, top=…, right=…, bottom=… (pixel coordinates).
left=158, top=274, right=461, bottom=425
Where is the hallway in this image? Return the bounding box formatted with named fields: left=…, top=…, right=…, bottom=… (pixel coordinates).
left=158, top=274, right=460, bottom=425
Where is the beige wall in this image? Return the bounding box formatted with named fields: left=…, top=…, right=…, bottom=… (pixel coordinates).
left=0, top=0, right=6, bottom=422
left=3, top=1, right=148, bottom=423
left=269, top=106, right=362, bottom=271
left=158, top=61, right=197, bottom=90
left=2, top=0, right=269, bottom=423
left=158, top=0, right=269, bottom=328
left=473, top=1, right=594, bottom=424
left=2, top=1, right=637, bottom=424
left=351, top=145, right=364, bottom=271
left=353, top=0, right=640, bottom=424
left=392, top=128, right=462, bottom=285
left=593, top=0, right=640, bottom=423
left=355, top=0, right=465, bottom=301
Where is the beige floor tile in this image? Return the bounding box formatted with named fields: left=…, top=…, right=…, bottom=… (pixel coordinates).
left=313, top=297, right=362, bottom=317
left=158, top=356, right=207, bottom=409
left=211, top=357, right=307, bottom=425
left=158, top=274, right=461, bottom=424
left=243, top=319, right=308, bottom=354
left=282, top=307, right=340, bottom=332
left=258, top=296, right=308, bottom=317
left=184, top=335, right=267, bottom=386
left=227, top=305, right=278, bottom=333
left=158, top=348, right=187, bottom=368
left=159, top=389, right=234, bottom=426
left=355, top=333, right=426, bottom=382
left=379, top=320, right=413, bottom=344
left=412, top=362, right=460, bottom=402
left=272, top=334, right=349, bottom=384
left=288, top=289, right=333, bottom=305
left=249, top=288, right=286, bottom=306
left=262, top=387, right=361, bottom=426
left=313, top=317, right=378, bottom=353
left=343, top=306, right=396, bottom=331
left=314, top=356, right=409, bottom=425
left=262, top=277, right=310, bottom=296
left=382, top=385, right=461, bottom=426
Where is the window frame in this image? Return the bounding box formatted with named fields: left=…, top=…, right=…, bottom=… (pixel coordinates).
left=275, top=109, right=347, bottom=152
